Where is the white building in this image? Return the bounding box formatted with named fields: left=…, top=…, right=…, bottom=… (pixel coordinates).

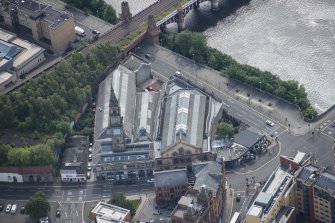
left=91, top=201, right=131, bottom=223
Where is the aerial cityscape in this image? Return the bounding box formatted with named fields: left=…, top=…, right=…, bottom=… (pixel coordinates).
left=0, top=0, right=334, bottom=223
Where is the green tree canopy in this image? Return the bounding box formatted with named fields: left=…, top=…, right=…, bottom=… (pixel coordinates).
left=25, top=191, right=50, bottom=218
left=108, top=194, right=136, bottom=217
left=103, top=5, right=118, bottom=24
left=216, top=122, right=234, bottom=139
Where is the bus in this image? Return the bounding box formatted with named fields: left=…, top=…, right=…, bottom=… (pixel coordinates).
left=230, top=212, right=241, bottom=223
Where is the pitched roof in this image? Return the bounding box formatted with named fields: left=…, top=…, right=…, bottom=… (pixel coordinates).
left=154, top=168, right=188, bottom=188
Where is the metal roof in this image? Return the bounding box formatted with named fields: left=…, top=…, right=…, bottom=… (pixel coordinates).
left=234, top=127, right=265, bottom=149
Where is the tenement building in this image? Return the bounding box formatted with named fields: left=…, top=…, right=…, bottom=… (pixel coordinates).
left=171, top=161, right=226, bottom=223
left=0, top=0, right=76, bottom=54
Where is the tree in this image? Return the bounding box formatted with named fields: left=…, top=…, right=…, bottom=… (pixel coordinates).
left=25, top=191, right=50, bottom=218
left=0, top=144, right=11, bottom=166
left=216, top=122, right=234, bottom=139
left=108, top=194, right=136, bottom=216
left=103, top=5, right=117, bottom=24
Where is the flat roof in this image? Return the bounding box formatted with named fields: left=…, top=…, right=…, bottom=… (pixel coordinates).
left=0, top=71, right=14, bottom=84
left=293, top=151, right=305, bottom=163
left=91, top=201, right=130, bottom=222
left=0, top=29, right=16, bottom=42
left=248, top=205, right=263, bottom=217
left=44, top=6, right=72, bottom=29
left=217, top=143, right=248, bottom=161
left=11, top=38, right=44, bottom=69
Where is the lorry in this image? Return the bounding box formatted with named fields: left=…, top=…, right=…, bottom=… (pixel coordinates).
left=75, top=26, right=86, bottom=37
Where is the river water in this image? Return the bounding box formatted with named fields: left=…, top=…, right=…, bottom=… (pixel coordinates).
left=182, top=0, right=335, bottom=113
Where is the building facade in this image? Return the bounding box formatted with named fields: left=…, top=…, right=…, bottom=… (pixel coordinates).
left=0, top=165, right=53, bottom=183
left=171, top=161, right=226, bottom=223
left=154, top=168, right=189, bottom=207
left=0, top=0, right=75, bottom=54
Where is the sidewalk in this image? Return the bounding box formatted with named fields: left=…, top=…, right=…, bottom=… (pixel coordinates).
left=223, top=187, right=234, bottom=223
left=141, top=43, right=335, bottom=136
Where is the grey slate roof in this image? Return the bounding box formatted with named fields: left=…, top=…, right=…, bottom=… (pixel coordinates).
left=95, top=65, right=136, bottom=141
left=234, top=127, right=265, bottom=148
left=296, top=165, right=318, bottom=181
left=315, top=171, right=335, bottom=193
left=154, top=168, right=188, bottom=188
left=193, top=161, right=222, bottom=193
left=0, top=40, right=22, bottom=58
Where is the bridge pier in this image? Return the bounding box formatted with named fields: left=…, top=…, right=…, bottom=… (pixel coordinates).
left=211, top=0, right=220, bottom=11
left=120, top=1, right=132, bottom=22
left=177, top=7, right=185, bottom=32
left=147, top=15, right=160, bottom=45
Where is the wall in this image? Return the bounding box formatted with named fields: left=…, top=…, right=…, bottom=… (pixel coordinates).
left=49, top=16, right=75, bottom=54
left=0, top=172, right=23, bottom=183
left=16, top=52, right=45, bottom=77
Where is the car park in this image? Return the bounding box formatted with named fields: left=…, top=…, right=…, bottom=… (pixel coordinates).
left=266, top=120, right=274, bottom=127
left=5, top=204, right=11, bottom=213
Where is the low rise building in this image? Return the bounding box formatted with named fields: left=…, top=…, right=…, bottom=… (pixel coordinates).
left=0, top=28, right=45, bottom=90
left=233, top=127, right=267, bottom=154
left=0, top=165, right=53, bottom=183
left=91, top=201, right=131, bottom=223
left=60, top=136, right=88, bottom=183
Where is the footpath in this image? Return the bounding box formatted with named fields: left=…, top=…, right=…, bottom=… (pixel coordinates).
left=141, top=43, right=335, bottom=136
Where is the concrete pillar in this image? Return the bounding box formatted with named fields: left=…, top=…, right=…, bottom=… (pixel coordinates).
left=177, top=7, right=185, bottom=31
left=147, top=15, right=160, bottom=45
left=211, top=0, right=220, bottom=11
left=120, top=1, right=132, bottom=22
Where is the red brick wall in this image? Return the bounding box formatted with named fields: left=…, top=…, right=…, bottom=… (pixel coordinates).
left=0, top=165, right=52, bottom=174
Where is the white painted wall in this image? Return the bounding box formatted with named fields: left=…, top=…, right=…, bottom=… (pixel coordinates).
left=0, top=173, right=23, bottom=182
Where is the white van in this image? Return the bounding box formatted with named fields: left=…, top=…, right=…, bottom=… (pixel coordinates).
left=11, top=204, right=17, bottom=214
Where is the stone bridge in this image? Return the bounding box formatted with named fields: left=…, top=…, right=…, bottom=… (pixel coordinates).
left=156, top=0, right=223, bottom=31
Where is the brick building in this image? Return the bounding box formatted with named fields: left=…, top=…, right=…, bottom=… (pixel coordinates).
left=0, top=165, right=53, bottom=183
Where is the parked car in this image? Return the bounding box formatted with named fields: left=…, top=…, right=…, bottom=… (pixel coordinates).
left=39, top=216, right=49, bottom=223
left=20, top=206, right=25, bottom=214
left=88, top=154, right=92, bottom=161
left=266, top=120, right=274, bottom=127
left=56, top=209, right=61, bottom=218
left=89, top=147, right=93, bottom=153
left=145, top=53, right=151, bottom=59
left=0, top=203, right=4, bottom=211
left=92, top=29, right=100, bottom=35
left=87, top=163, right=92, bottom=171
left=147, top=178, right=154, bottom=183
left=236, top=193, right=241, bottom=202
left=5, top=204, right=11, bottom=213
left=11, top=204, right=17, bottom=214
left=86, top=172, right=91, bottom=180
